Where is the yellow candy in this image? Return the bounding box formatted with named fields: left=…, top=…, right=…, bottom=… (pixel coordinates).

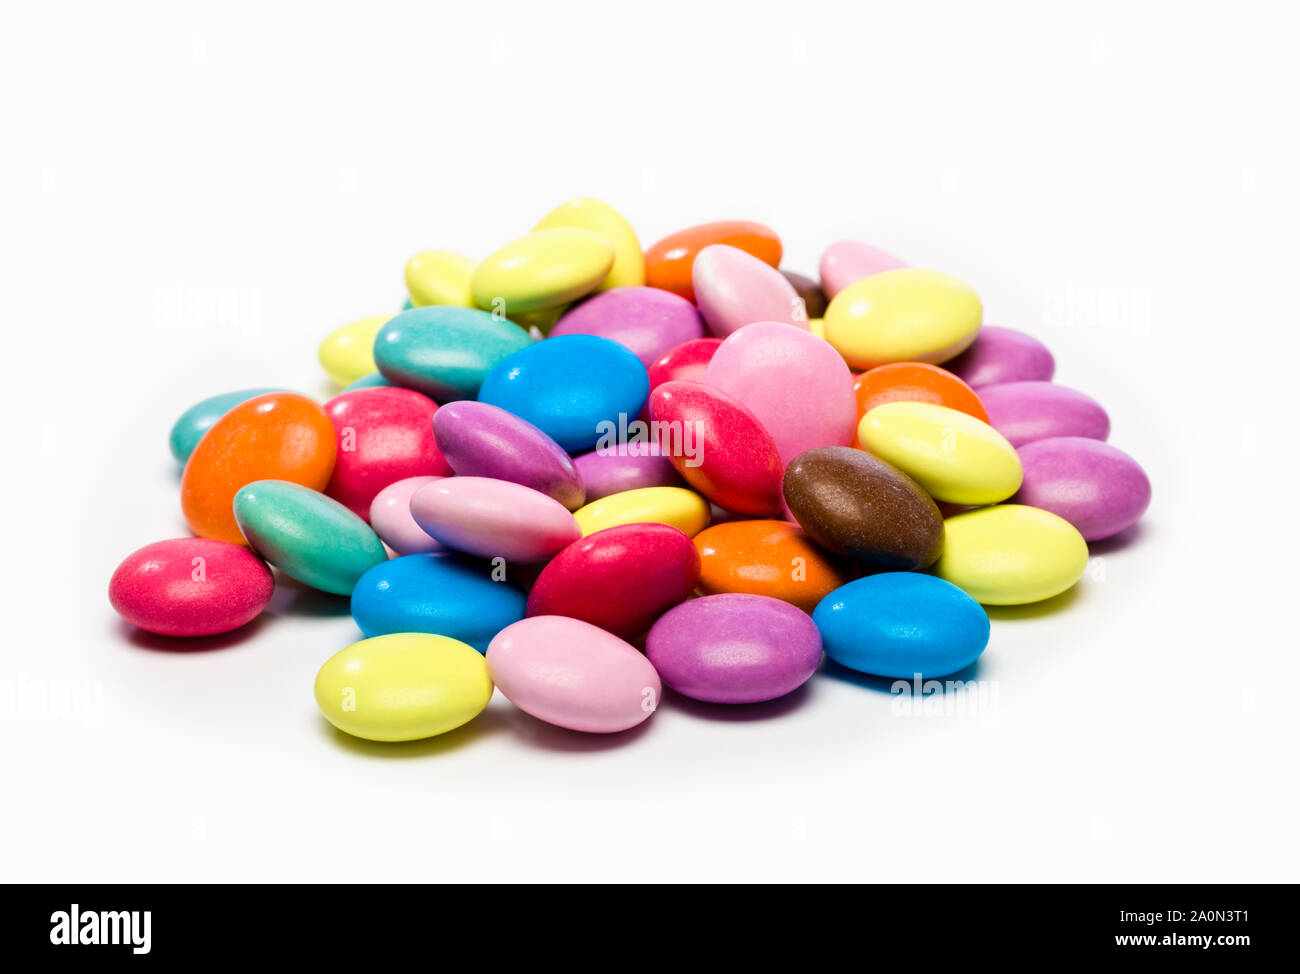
left=510, top=305, right=566, bottom=336
left=405, top=250, right=476, bottom=307
left=534, top=197, right=645, bottom=290
left=317, top=314, right=392, bottom=386
left=573, top=486, right=710, bottom=537
left=471, top=228, right=614, bottom=315
left=809, top=317, right=825, bottom=339
left=314, top=633, right=493, bottom=742
left=936, top=504, right=1089, bottom=605
left=823, top=268, right=982, bottom=369
left=858, top=401, right=1022, bottom=505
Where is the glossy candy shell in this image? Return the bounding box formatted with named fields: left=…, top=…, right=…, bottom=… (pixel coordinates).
left=936, top=504, right=1089, bottom=605
left=644, top=220, right=781, bottom=302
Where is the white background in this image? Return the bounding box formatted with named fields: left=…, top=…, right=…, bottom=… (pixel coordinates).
left=2, top=1, right=1297, bottom=882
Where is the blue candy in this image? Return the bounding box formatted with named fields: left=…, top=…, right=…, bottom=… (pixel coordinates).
left=374, top=306, right=533, bottom=402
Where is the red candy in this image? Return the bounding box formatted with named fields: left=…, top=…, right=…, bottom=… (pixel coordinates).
left=648, top=337, right=723, bottom=394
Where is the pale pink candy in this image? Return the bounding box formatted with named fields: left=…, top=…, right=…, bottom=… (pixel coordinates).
left=486, top=616, right=661, bottom=733
left=704, top=321, right=858, bottom=466
left=819, top=240, right=907, bottom=298
left=409, top=477, right=580, bottom=563
left=692, top=244, right=807, bottom=337
left=369, top=476, right=445, bottom=555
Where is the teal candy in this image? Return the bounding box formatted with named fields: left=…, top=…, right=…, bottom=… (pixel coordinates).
left=168, top=387, right=284, bottom=464
left=402, top=297, right=414, bottom=310
left=813, top=573, right=990, bottom=679
left=373, top=306, right=533, bottom=402
left=342, top=371, right=391, bottom=392
left=232, top=480, right=388, bottom=595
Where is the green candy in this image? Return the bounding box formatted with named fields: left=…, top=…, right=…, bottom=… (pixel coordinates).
left=373, top=306, right=533, bottom=402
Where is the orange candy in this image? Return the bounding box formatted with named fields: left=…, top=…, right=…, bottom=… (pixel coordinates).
left=694, top=519, right=855, bottom=613
left=853, top=362, right=989, bottom=423
left=644, top=220, right=782, bottom=302
left=180, top=392, right=337, bottom=544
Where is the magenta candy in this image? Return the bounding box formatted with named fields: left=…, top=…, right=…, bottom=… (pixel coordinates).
left=647, top=337, right=723, bottom=394
left=433, top=400, right=584, bottom=510
left=1014, top=437, right=1151, bottom=541
left=981, top=381, right=1110, bottom=447
left=646, top=594, right=823, bottom=704
left=571, top=440, right=683, bottom=502
left=369, top=476, right=445, bottom=554
left=550, top=286, right=706, bottom=368
left=946, top=326, right=1055, bottom=388
left=109, top=538, right=274, bottom=637
left=704, top=321, right=857, bottom=465
left=692, top=244, right=806, bottom=337
left=818, top=240, right=907, bottom=298
left=323, top=387, right=452, bottom=519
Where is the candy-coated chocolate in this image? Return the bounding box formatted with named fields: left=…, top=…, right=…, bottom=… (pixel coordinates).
left=809, top=317, right=825, bottom=339
left=471, top=228, right=614, bottom=314
left=649, top=381, right=784, bottom=515
left=318, top=315, right=392, bottom=386
left=646, top=594, right=822, bottom=704
left=693, top=519, right=855, bottom=613
left=936, top=504, right=1088, bottom=604
left=781, top=269, right=828, bottom=319
left=404, top=250, right=476, bottom=307
left=647, top=337, right=723, bottom=393
left=233, top=480, right=387, bottom=595
left=477, top=335, right=649, bottom=453
left=168, top=387, right=284, bottom=464
left=181, top=392, right=337, bottom=545
left=486, top=616, right=660, bottom=733
left=853, top=362, right=988, bottom=423
left=644, top=220, right=781, bottom=302
left=823, top=268, right=982, bottom=369
left=572, top=486, right=710, bottom=537
left=550, top=286, right=705, bottom=366
left=526, top=524, right=700, bottom=639
left=979, top=381, right=1110, bottom=447
left=693, top=245, right=806, bottom=336
left=409, top=476, right=580, bottom=563
left=373, top=306, right=533, bottom=402
left=315, top=633, right=493, bottom=741
left=534, top=197, right=645, bottom=290
left=351, top=553, right=526, bottom=651
left=946, top=325, right=1054, bottom=388
left=783, top=446, right=943, bottom=570
left=818, top=240, right=907, bottom=298
left=813, top=573, right=989, bottom=679
left=571, top=440, right=683, bottom=501
left=859, top=401, right=1022, bottom=505
left=342, top=372, right=391, bottom=392
left=369, top=476, right=445, bottom=554
left=434, top=400, right=583, bottom=509
left=704, top=321, right=857, bottom=465
left=108, top=538, right=274, bottom=637
left=323, top=387, right=452, bottom=518
left=1014, top=437, right=1151, bottom=541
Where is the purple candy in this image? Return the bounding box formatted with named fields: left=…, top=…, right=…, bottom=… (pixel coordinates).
left=571, top=440, right=683, bottom=502
left=432, top=401, right=585, bottom=510
left=550, top=286, right=706, bottom=367
left=980, top=381, right=1109, bottom=447
left=947, top=326, right=1055, bottom=388
left=1015, top=437, right=1151, bottom=541
left=647, top=594, right=823, bottom=704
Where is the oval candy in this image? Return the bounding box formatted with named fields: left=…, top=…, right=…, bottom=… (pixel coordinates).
left=693, top=519, right=855, bottom=613
left=946, top=325, right=1055, bottom=388
left=369, top=476, right=445, bottom=554
left=1014, top=437, right=1151, bottom=541
left=534, top=197, right=645, bottom=290
left=571, top=440, right=683, bottom=502
left=471, top=227, right=614, bottom=314
left=550, top=286, right=705, bottom=367
left=936, top=504, right=1089, bottom=605
left=572, top=486, right=710, bottom=537
left=409, top=476, right=580, bottom=563
left=168, top=387, right=285, bottom=465
left=318, top=315, right=392, bottom=387
left=644, top=220, right=781, bottom=302
left=979, top=381, right=1110, bottom=447
left=853, top=362, right=988, bottom=423
left=404, top=250, right=476, bottom=308
left=647, top=337, right=723, bottom=393
left=818, top=240, right=908, bottom=298
left=692, top=244, right=806, bottom=337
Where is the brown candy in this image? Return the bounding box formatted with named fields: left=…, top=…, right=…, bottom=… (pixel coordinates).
left=780, top=270, right=828, bottom=320
left=782, top=446, right=944, bottom=571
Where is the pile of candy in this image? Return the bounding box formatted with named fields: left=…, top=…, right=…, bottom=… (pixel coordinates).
left=109, top=200, right=1151, bottom=742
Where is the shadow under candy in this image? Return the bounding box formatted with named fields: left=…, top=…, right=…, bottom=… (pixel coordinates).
left=1087, top=522, right=1146, bottom=555
left=318, top=706, right=510, bottom=759
left=661, top=681, right=815, bottom=722
left=116, top=614, right=271, bottom=653
left=499, top=705, right=657, bottom=752
left=819, top=656, right=985, bottom=696
left=264, top=575, right=353, bottom=618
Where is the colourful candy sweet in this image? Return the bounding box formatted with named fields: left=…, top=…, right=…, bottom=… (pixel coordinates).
left=647, top=594, right=823, bottom=704
left=233, top=480, right=388, bottom=594
left=813, top=574, right=989, bottom=679
left=409, top=476, right=580, bottom=563
left=936, top=504, right=1089, bottom=605
left=644, top=220, right=781, bottom=302
left=486, top=616, right=660, bottom=733
left=534, top=197, right=645, bottom=290
left=404, top=250, right=476, bottom=308
left=318, top=315, right=392, bottom=387
left=852, top=362, right=988, bottom=423
left=1014, top=437, right=1151, bottom=541
left=781, top=270, right=828, bottom=319
left=946, top=325, right=1054, bottom=388
left=315, top=633, right=493, bottom=741
left=368, top=476, right=445, bottom=554
left=572, top=486, right=710, bottom=537
left=693, top=519, right=855, bottom=613
left=647, top=337, right=723, bottom=393
left=571, top=440, right=682, bottom=501
left=979, top=381, right=1110, bottom=447
left=433, top=400, right=584, bottom=510
left=181, top=392, right=337, bottom=545
left=323, top=387, right=451, bottom=519
left=818, top=240, right=907, bottom=298
left=373, top=306, right=533, bottom=402
left=109, top=538, right=274, bottom=637
left=351, top=553, right=526, bottom=651
left=692, top=245, right=806, bottom=336
left=342, top=372, right=391, bottom=392
left=168, top=387, right=283, bottom=464
left=549, top=286, right=705, bottom=366
left=471, top=228, right=614, bottom=314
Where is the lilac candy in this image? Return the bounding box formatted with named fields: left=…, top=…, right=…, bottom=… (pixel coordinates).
left=432, top=401, right=585, bottom=510
left=947, top=326, right=1055, bottom=388
left=980, top=381, right=1110, bottom=447
left=646, top=594, right=823, bottom=704
left=571, top=440, right=683, bottom=502
left=550, top=286, right=706, bottom=368
left=1015, top=437, right=1151, bottom=541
